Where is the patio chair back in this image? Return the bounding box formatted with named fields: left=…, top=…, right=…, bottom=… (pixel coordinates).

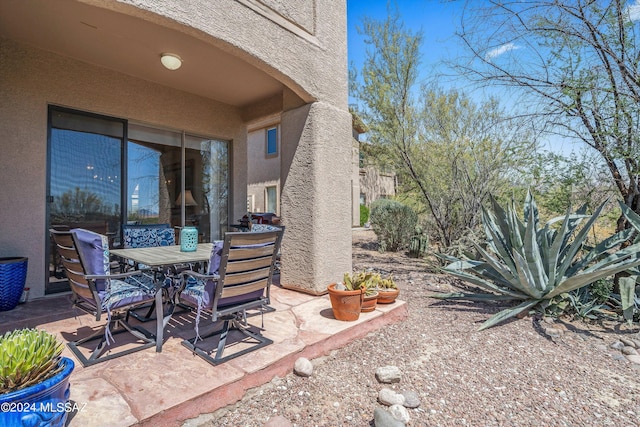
left=123, top=223, right=175, bottom=248
left=49, top=228, right=157, bottom=366
left=50, top=228, right=99, bottom=312
left=179, top=229, right=283, bottom=364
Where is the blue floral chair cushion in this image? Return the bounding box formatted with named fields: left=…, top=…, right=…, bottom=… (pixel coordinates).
left=249, top=224, right=282, bottom=233
left=71, top=228, right=156, bottom=311
left=123, top=224, right=175, bottom=248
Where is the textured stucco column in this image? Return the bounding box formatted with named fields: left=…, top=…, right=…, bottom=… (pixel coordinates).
left=280, top=102, right=352, bottom=294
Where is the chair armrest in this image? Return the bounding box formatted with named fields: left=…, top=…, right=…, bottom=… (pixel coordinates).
left=85, top=270, right=152, bottom=280
left=180, top=270, right=220, bottom=281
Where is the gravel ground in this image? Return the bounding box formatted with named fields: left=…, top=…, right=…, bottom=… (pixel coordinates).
left=185, top=230, right=640, bottom=427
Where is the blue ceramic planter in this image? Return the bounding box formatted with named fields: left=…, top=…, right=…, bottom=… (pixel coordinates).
left=0, top=257, right=28, bottom=311
left=0, top=357, right=74, bottom=427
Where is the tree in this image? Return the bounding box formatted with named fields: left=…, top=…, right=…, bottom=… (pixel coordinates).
left=455, top=0, right=640, bottom=231
left=351, top=9, right=536, bottom=251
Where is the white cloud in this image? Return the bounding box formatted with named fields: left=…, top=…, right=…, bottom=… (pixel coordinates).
left=627, top=0, right=640, bottom=21
left=485, top=43, right=520, bottom=61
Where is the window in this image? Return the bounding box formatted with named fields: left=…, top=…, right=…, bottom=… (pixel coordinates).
left=266, top=127, right=278, bottom=157
left=266, top=185, right=278, bottom=214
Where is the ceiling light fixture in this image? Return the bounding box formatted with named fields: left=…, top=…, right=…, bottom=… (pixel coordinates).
left=160, top=53, right=182, bottom=70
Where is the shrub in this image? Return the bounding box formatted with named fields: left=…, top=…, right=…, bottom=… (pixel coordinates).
left=359, top=204, right=370, bottom=227
left=369, top=199, right=417, bottom=252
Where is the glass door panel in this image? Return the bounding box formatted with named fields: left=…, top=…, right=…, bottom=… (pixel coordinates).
left=185, top=135, right=229, bottom=242
left=47, top=108, right=124, bottom=293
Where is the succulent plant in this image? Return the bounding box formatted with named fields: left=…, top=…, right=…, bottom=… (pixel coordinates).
left=343, top=271, right=396, bottom=293
left=431, top=190, right=640, bottom=330
left=0, top=328, right=64, bottom=394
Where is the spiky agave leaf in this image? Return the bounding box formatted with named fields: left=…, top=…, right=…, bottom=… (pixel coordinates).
left=435, top=192, right=640, bottom=330
left=478, top=299, right=540, bottom=331
left=0, top=328, right=64, bottom=394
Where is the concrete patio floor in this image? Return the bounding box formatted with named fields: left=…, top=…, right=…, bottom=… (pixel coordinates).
left=0, top=279, right=407, bottom=426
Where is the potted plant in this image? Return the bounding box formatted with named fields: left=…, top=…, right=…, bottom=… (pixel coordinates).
left=0, top=328, right=75, bottom=427
left=374, top=274, right=399, bottom=304
left=327, top=273, right=368, bottom=321
left=343, top=272, right=380, bottom=312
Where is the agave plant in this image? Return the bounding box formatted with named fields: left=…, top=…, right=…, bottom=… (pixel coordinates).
left=431, top=191, right=640, bottom=330
left=0, top=328, right=64, bottom=394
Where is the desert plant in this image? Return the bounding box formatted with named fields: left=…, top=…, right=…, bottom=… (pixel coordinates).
left=0, top=328, right=64, bottom=394
left=369, top=199, right=417, bottom=252
left=431, top=190, right=640, bottom=330
left=565, top=287, right=607, bottom=320
left=341, top=271, right=395, bottom=295
left=360, top=204, right=370, bottom=227
left=409, top=226, right=429, bottom=258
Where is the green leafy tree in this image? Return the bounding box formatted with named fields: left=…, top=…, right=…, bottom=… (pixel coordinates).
left=351, top=9, right=536, bottom=251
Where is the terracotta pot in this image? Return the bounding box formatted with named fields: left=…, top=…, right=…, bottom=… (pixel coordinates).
left=327, top=283, right=364, bottom=321
left=376, top=288, right=400, bottom=304
left=361, top=291, right=379, bottom=312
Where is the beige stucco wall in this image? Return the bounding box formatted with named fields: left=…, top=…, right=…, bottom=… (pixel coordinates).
left=1, top=0, right=351, bottom=297
left=280, top=102, right=352, bottom=294
left=360, top=167, right=397, bottom=206
left=102, top=0, right=348, bottom=108
left=0, top=38, right=247, bottom=298
left=247, top=118, right=281, bottom=214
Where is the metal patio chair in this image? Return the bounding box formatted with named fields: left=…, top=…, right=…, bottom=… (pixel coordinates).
left=50, top=228, right=157, bottom=367
left=177, top=229, right=283, bottom=365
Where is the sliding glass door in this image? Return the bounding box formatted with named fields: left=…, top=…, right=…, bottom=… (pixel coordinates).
left=47, top=108, right=124, bottom=293
left=47, top=107, right=229, bottom=293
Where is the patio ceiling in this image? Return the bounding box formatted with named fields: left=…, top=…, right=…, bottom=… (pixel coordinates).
left=0, top=0, right=285, bottom=108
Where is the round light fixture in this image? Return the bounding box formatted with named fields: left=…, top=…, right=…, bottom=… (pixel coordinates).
left=160, top=53, right=182, bottom=70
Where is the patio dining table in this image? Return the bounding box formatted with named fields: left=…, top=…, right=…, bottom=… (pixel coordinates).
left=110, top=242, right=215, bottom=352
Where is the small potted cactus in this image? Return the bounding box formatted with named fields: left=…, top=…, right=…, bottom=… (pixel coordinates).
left=0, top=328, right=74, bottom=427
left=374, top=274, right=399, bottom=304
left=343, top=271, right=380, bottom=312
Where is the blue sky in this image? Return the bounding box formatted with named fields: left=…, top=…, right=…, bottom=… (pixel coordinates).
left=346, top=0, right=585, bottom=155
left=347, top=1, right=464, bottom=92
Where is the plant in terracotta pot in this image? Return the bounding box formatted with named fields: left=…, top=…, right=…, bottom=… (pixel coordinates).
left=343, top=271, right=380, bottom=313
left=0, top=328, right=75, bottom=427
left=374, top=275, right=399, bottom=304
left=327, top=272, right=369, bottom=321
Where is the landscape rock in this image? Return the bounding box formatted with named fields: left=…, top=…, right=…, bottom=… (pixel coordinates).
left=621, top=346, right=638, bottom=356
left=378, top=388, right=405, bottom=406
left=293, top=357, right=313, bottom=377
left=376, top=366, right=402, bottom=383
left=373, top=407, right=406, bottom=427
left=264, top=415, right=293, bottom=427
left=610, top=341, right=625, bottom=350
left=626, top=354, right=640, bottom=364
left=388, top=404, right=411, bottom=424
left=620, top=338, right=636, bottom=348
left=400, top=390, right=421, bottom=408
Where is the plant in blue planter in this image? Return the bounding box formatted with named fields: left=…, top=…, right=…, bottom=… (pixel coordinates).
left=0, top=328, right=74, bottom=427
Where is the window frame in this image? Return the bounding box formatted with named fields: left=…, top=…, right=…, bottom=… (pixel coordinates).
left=265, top=126, right=278, bottom=158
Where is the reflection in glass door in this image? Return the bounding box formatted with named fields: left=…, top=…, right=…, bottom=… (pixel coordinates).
left=47, top=108, right=124, bottom=293
left=47, top=110, right=230, bottom=293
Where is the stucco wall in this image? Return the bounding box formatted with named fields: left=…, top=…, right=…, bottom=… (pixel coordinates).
left=360, top=167, right=397, bottom=206
left=0, top=38, right=247, bottom=298
left=96, top=0, right=348, bottom=107
left=247, top=120, right=281, bottom=214
left=1, top=0, right=351, bottom=297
